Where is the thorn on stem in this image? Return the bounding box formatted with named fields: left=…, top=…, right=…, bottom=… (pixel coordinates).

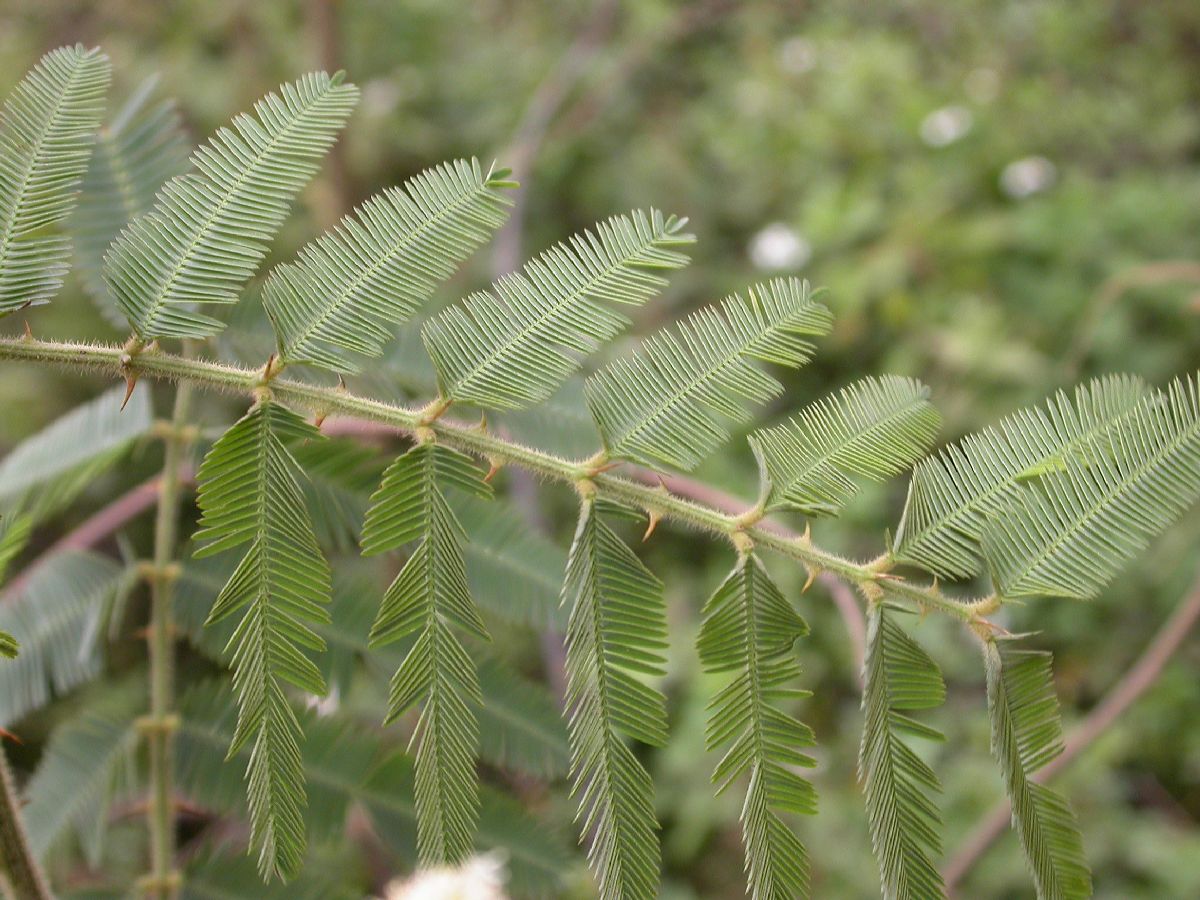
left=483, top=460, right=502, bottom=483
left=121, top=372, right=139, bottom=411
left=642, top=509, right=662, bottom=542
left=802, top=567, right=818, bottom=593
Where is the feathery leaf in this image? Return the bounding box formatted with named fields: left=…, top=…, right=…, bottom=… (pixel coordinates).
left=193, top=401, right=333, bottom=880
left=265, top=158, right=513, bottom=372
left=561, top=499, right=668, bottom=899
left=894, top=374, right=1149, bottom=579
left=0, top=515, right=31, bottom=659
left=586, top=278, right=831, bottom=471
left=750, top=376, right=940, bottom=516
left=423, top=208, right=693, bottom=409
left=858, top=603, right=947, bottom=900
left=984, top=640, right=1091, bottom=899
left=0, top=45, right=110, bottom=313
left=360, top=441, right=492, bottom=866
left=697, top=554, right=817, bottom=899
left=71, top=76, right=189, bottom=328
left=23, top=684, right=140, bottom=865
left=0, top=550, right=126, bottom=727
left=104, top=71, right=358, bottom=339
left=983, top=373, right=1200, bottom=600
left=0, top=383, right=151, bottom=526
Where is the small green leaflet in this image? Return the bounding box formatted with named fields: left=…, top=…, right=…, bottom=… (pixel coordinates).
left=750, top=376, right=940, bottom=517
left=983, top=373, right=1200, bottom=600
left=561, top=499, right=668, bottom=900
left=858, top=603, right=947, bottom=900
left=893, top=374, right=1149, bottom=580
left=265, top=158, right=514, bottom=373
left=360, top=441, right=492, bottom=866
left=586, top=277, right=831, bottom=471
left=0, top=45, right=111, bottom=313
left=194, top=401, right=333, bottom=880
left=984, top=640, right=1091, bottom=899
left=698, top=553, right=817, bottom=898
left=105, top=71, right=359, bottom=339
left=423, top=208, right=693, bottom=410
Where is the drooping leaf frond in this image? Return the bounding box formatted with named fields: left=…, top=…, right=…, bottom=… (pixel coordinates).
left=23, top=684, right=140, bottom=865
left=104, top=72, right=359, bottom=339
left=193, top=401, right=333, bottom=880
left=0, top=631, right=17, bottom=659
left=585, top=278, right=832, bottom=471
left=264, top=158, right=514, bottom=372
left=697, top=553, right=817, bottom=899
left=0, top=383, right=151, bottom=525
left=71, top=76, right=189, bottom=328
left=423, top=209, right=693, bottom=409
left=983, top=640, right=1091, bottom=900
left=749, top=376, right=940, bottom=516
left=983, top=373, right=1200, bottom=600
left=561, top=499, right=668, bottom=900
left=858, top=603, right=947, bottom=900
left=0, top=45, right=110, bottom=313
left=893, top=374, right=1149, bottom=580
left=0, top=550, right=126, bottom=727
left=360, top=441, right=492, bottom=866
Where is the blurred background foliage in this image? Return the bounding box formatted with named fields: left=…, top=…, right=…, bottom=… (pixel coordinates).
left=1, top=1, right=1198, bottom=897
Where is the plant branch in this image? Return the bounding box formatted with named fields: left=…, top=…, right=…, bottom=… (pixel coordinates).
left=141, top=353, right=196, bottom=899
left=942, top=566, right=1200, bottom=893
left=0, top=745, right=52, bottom=900
left=0, top=336, right=989, bottom=623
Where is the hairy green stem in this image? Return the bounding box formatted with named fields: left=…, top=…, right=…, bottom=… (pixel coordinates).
left=0, top=746, right=52, bottom=900
left=0, top=336, right=993, bottom=622
left=142, top=348, right=195, bottom=899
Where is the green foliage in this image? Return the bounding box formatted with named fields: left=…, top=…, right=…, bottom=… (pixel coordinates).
left=0, top=45, right=110, bottom=313
left=983, top=373, right=1200, bottom=600
left=0, top=384, right=151, bottom=523
left=858, top=603, right=947, bottom=900
left=750, top=376, right=941, bottom=516
left=422, top=208, right=693, bottom=409
left=360, top=441, right=492, bottom=865
left=264, top=158, right=513, bottom=372
left=23, top=686, right=140, bottom=865
left=0, top=550, right=128, bottom=727
left=71, top=77, right=189, bottom=328
left=561, top=499, right=668, bottom=900
left=698, top=553, right=817, bottom=898
left=193, top=401, right=333, bottom=880
left=585, top=277, right=831, bottom=470
left=894, top=375, right=1149, bottom=580
left=984, top=640, right=1091, bottom=899
left=104, top=72, right=358, bottom=339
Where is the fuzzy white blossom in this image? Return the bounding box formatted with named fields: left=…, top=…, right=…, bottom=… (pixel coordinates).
left=920, top=105, right=973, bottom=147
left=749, top=223, right=811, bottom=271
left=1000, top=155, right=1057, bottom=198
left=378, top=853, right=508, bottom=900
